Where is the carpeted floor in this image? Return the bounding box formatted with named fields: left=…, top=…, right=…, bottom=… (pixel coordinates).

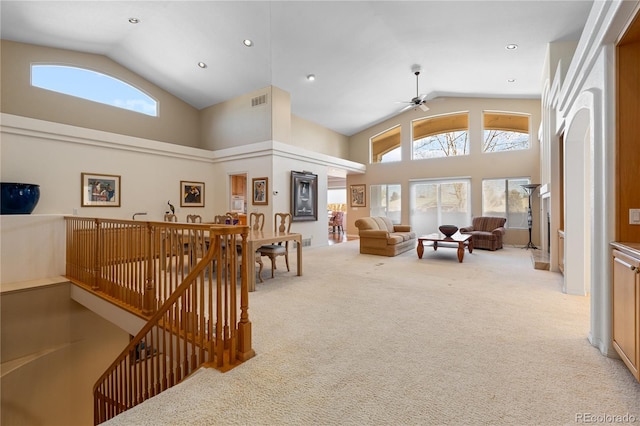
left=104, top=241, right=640, bottom=426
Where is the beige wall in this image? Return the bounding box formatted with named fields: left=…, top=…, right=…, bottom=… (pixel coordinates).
left=347, top=97, right=541, bottom=246
left=200, top=86, right=272, bottom=150
left=0, top=40, right=201, bottom=147
left=292, top=114, right=349, bottom=159
left=1, top=283, right=129, bottom=425
left=1, top=114, right=216, bottom=221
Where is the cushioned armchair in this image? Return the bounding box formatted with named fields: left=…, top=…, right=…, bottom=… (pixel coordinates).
left=354, top=216, right=416, bottom=256
left=460, top=217, right=507, bottom=251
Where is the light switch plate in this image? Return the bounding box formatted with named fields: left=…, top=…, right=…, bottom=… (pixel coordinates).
left=630, top=209, right=640, bottom=225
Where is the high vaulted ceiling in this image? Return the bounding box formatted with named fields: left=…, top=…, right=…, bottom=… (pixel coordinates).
left=1, top=1, right=593, bottom=136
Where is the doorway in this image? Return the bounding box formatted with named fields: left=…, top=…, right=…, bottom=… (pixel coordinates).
left=229, top=173, right=247, bottom=224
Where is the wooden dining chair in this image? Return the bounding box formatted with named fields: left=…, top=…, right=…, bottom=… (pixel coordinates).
left=248, top=212, right=265, bottom=283
left=249, top=212, right=265, bottom=231
left=213, top=215, right=228, bottom=224
left=258, top=213, right=292, bottom=278
left=186, top=214, right=202, bottom=223
left=225, top=211, right=239, bottom=224
left=164, top=213, right=178, bottom=222
left=185, top=214, right=204, bottom=263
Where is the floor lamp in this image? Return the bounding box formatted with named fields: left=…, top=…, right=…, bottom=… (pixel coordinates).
left=521, top=183, right=540, bottom=250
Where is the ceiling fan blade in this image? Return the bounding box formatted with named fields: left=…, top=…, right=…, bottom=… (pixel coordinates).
left=419, top=103, right=429, bottom=112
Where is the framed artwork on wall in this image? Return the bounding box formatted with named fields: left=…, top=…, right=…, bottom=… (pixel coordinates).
left=252, top=177, right=268, bottom=205
left=81, top=172, right=121, bottom=207
left=291, top=171, right=318, bottom=221
left=180, top=181, right=204, bottom=207
left=350, top=184, right=366, bottom=207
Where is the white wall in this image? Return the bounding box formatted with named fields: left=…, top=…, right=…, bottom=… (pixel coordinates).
left=544, top=0, right=640, bottom=356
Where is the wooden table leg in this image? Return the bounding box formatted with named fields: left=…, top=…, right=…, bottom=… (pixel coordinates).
left=457, top=242, right=465, bottom=263
left=468, top=238, right=473, bottom=253
left=247, top=241, right=256, bottom=292
left=296, top=236, right=302, bottom=276
left=417, top=239, right=424, bottom=258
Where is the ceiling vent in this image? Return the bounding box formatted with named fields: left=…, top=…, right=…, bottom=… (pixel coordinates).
left=251, top=94, right=268, bottom=107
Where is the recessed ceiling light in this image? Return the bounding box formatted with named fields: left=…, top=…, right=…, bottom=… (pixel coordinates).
left=507, top=79, right=516, bottom=83
left=307, top=74, right=316, bottom=81
left=128, top=18, right=140, bottom=24
left=197, top=62, right=207, bottom=69
left=243, top=39, right=253, bottom=47
left=505, top=44, right=518, bottom=50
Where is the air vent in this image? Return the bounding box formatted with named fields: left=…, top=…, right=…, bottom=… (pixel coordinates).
left=251, top=94, right=268, bottom=107
left=294, top=238, right=312, bottom=248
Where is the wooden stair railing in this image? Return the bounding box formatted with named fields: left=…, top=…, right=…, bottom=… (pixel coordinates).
left=63, top=217, right=254, bottom=424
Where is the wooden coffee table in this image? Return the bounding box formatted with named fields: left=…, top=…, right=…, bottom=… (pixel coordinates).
left=417, top=233, right=473, bottom=263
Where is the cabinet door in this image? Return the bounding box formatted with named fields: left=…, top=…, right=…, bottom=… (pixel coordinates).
left=612, top=250, right=639, bottom=380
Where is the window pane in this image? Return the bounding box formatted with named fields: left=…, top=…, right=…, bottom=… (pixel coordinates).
left=482, top=112, right=530, bottom=152
left=410, top=179, right=470, bottom=235
left=413, top=131, right=468, bottom=159
left=370, top=184, right=401, bottom=223
left=32, top=65, right=158, bottom=116
left=482, top=178, right=529, bottom=229
left=371, top=126, right=401, bottom=163
left=381, top=147, right=401, bottom=162
left=483, top=130, right=529, bottom=152
left=507, top=179, right=529, bottom=228
left=482, top=180, right=506, bottom=216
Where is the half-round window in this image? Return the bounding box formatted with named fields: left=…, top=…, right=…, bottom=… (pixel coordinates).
left=31, top=64, right=158, bottom=117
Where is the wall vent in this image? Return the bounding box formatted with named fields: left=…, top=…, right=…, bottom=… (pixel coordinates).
left=294, top=238, right=312, bottom=248
left=251, top=94, right=268, bottom=107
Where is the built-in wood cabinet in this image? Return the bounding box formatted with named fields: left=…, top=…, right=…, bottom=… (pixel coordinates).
left=611, top=243, right=640, bottom=382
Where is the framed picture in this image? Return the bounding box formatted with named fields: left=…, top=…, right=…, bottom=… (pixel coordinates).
left=350, top=184, right=366, bottom=207
left=291, top=171, right=318, bottom=221
left=180, top=181, right=205, bottom=207
left=81, top=173, right=121, bottom=207
left=252, top=177, right=268, bottom=205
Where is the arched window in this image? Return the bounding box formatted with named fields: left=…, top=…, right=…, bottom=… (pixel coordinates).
left=370, top=125, right=401, bottom=163
left=483, top=112, right=529, bottom=152
left=412, top=112, right=469, bottom=159
left=31, top=64, right=158, bottom=116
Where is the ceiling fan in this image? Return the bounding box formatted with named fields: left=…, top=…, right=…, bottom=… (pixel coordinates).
left=399, top=70, right=430, bottom=112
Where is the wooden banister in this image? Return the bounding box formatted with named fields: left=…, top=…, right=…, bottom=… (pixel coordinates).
left=64, top=217, right=254, bottom=424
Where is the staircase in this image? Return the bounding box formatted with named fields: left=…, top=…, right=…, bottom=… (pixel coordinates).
left=64, top=217, right=254, bottom=424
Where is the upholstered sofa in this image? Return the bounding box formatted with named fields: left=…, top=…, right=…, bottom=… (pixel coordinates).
left=354, top=216, right=416, bottom=256
left=460, top=216, right=507, bottom=251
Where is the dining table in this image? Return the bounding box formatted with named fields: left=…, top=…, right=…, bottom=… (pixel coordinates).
left=245, top=229, right=303, bottom=292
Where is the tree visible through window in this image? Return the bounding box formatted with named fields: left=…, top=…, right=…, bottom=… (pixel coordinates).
left=31, top=64, right=158, bottom=116
left=412, top=113, right=469, bottom=159
left=483, top=112, right=529, bottom=152
left=482, top=178, right=530, bottom=228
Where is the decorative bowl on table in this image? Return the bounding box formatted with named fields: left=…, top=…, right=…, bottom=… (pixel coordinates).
left=439, top=225, right=458, bottom=238
left=1, top=182, right=40, bottom=215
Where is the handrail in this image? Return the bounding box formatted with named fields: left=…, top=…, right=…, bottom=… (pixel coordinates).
left=63, top=217, right=254, bottom=424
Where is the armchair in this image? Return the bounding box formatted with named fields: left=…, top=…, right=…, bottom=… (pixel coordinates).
left=459, top=217, right=507, bottom=251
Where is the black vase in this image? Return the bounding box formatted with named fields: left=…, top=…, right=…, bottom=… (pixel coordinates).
left=1, top=183, right=41, bottom=215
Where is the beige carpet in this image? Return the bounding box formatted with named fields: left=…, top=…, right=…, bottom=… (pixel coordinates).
left=104, top=241, right=640, bottom=425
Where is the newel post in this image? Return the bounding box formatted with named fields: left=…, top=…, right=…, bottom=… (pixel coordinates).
left=92, top=219, right=102, bottom=290
left=142, top=222, right=156, bottom=316
left=236, top=229, right=255, bottom=361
